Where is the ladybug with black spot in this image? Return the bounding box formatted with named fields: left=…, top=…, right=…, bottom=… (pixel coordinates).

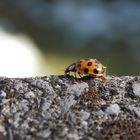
left=65, top=58, right=106, bottom=78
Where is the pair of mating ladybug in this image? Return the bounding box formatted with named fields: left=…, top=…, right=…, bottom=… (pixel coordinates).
left=65, top=58, right=106, bottom=78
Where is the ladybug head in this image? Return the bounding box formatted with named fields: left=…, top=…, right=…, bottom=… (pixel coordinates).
left=65, top=63, right=76, bottom=74
left=93, top=65, right=107, bottom=77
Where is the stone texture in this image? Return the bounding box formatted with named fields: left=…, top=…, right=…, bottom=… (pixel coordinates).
left=0, top=75, right=140, bottom=140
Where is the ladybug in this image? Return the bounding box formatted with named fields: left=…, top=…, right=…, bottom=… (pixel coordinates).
left=65, top=58, right=106, bottom=78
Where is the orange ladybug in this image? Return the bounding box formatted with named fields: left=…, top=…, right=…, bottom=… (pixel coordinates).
left=65, top=58, right=106, bottom=78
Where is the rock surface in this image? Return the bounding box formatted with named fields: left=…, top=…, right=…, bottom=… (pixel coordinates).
left=0, top=75, right=140, bottom=140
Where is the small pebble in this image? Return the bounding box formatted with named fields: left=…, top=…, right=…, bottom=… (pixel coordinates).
left=105, top=104, right=121, bottom=115
left=24, top=91, right=35, bottom=99
left=133, top=83, right=140, bottom=97
left=0, top=91, right=6, bottom=98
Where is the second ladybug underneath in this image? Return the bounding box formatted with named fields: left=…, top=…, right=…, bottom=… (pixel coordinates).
left=65, top=58, right=106, bottom=78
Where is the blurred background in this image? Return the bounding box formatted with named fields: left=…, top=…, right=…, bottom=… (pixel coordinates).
left=0, top=0, right=140, bottom=77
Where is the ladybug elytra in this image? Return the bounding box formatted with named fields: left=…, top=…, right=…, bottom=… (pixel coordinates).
left=65, top=58, right=106, bottom=78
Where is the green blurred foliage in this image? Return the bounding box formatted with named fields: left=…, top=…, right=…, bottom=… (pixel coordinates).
left=0, top=0, right=140, bottom=76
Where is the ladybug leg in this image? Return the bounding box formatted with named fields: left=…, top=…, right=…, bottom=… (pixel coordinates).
left=78, top=73, right=82, bottom=78
left=65, top=72, right=70, bottom=76
left=74, top=72, right=77, bottom=78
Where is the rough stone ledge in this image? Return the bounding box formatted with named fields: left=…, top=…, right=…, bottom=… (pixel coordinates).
left=0, top=75, right=140, bottom=140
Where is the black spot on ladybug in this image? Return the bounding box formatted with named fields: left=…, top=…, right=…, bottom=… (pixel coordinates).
left=93, top=69, right=98, bottom=74
left=77, top=63, right=81, bottom=68
left=84, top=68, right=89, bottom=74
left=87, top=61, right=92, bottom=66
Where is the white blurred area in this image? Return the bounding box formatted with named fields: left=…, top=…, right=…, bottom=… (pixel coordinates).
left=0, top=28, right=46, bottom=78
